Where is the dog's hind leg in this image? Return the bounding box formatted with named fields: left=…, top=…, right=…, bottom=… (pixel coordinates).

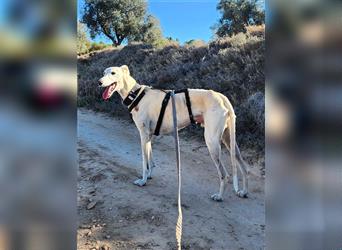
left=133, top=133, right=151, bottom=186
left=235, top=144, right=248, bottom=197
left=222, top=129, right=249, bottom=198
left=204, top=118, right=228, bottom=201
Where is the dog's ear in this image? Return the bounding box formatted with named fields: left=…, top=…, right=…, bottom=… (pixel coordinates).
left=121, top=65, right=130, bottom=76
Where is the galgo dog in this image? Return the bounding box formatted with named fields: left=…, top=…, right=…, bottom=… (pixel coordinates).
left=99, top=65, right=249, bottom=201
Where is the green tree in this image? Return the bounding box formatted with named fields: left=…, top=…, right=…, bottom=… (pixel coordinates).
left=82, top=0, right=147, bottom=46
left=130, top=15, right=163, bottom=46
left=214, top=0, right=264, bottom=37
left=77, top=22, right=91, bottom=54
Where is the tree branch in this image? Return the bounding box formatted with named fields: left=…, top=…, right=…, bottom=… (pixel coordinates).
left=95, top=7, right=117, bottom=45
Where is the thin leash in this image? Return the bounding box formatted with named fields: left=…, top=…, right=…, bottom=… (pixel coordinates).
left=170, top=91, right=183, bottom=250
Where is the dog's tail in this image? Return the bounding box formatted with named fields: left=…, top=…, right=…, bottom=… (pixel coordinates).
left=227, top=111, right=236, bottom=175
left=221, top=94, right=237, bottom=178
left=219, top=94, right=237, bottom=176
left=220, top=93, right=237, bottom=175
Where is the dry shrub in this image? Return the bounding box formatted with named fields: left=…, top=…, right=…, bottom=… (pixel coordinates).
left=185, top=39, right=207, bottom=48
left=154, top=38, right=180, bottom=49
left=246, top=25, right=265, bottom=38
left=78, top=31, right=265, bottom=155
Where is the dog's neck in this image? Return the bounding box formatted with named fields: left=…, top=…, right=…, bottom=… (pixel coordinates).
left=117, top=76, right=141, bottom=100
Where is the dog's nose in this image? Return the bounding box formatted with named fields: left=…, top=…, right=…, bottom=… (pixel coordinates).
left=98, top=80, right=102, bottom=86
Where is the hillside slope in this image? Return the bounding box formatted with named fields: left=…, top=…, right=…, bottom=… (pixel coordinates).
left=78, top=31, right=265, bottom=164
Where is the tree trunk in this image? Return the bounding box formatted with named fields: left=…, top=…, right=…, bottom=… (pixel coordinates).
left=111, top=39, right=122, bottom=47
left=111, top=37, right=124, bottom=47
left=99, top=24, right=118, bottom=46
left=117, top=36, right=124, bottom=45
left=112, top=40, right=119, bottom=47
left=99, top=24, right=124, bottom=46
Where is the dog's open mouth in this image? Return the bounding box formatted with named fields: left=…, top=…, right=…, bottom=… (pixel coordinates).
left=102, top=82, right=117, bottom=100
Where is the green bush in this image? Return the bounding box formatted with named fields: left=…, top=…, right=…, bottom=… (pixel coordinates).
left=89, top=42, right=110, bottom=52
left=77, top=22, right=91, bottom=55
left=151, top=37, right=180, bottom=49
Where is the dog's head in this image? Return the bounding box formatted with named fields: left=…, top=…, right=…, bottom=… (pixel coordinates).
left=98, top=65, right=130, bottom=100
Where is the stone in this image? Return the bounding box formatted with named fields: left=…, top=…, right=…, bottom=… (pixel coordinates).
left=87, top=201, right=97, bottom=210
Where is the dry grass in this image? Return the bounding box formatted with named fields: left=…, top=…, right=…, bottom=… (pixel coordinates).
left=78, top=30, right=265, bottom=155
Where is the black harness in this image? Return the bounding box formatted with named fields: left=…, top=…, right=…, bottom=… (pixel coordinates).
left=122, top=87, right=195, bottom=136
left=122, top=87, right=146, bottom=112
left=154, top=89, right=195, bottom=136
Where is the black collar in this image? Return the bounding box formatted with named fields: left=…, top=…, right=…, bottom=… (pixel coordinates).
left=122, top=87, right=146, bottom=112
left=123, top=87, right=141, bottom=106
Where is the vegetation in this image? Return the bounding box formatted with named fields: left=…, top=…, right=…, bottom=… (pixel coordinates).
left=129, top=15, right=164, bottom=47
left=184, top=39, right=207, bottom=48
left=77, top=22, right=91, bottom=55
left=77, top=22, right=113, bottom=55
left=78, top=0, right=265, bottom=161
left=214, top=0, right=264, bottom=37
left=78, top=28, right=265, bottom=155
left=81, top=0, right=163, bottom=47
left=89, top=41, right=111, bottom=52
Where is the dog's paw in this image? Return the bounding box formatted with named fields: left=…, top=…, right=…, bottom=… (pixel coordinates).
left=133, top=179, right=146, bottom=187
left=236, top=190, right=248, bottom=198
left=210, top=193, right=223, bottom=202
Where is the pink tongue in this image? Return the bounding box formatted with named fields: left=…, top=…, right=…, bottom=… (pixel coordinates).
left=102, top=86, right=111, bottom=100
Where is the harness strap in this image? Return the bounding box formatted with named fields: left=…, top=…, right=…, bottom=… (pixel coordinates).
left=175, top=89, right=196, bottom=124
left=128, top=91, right=145, bottom=112
left=154, top=91, right=172, bottom=136
left=154, top=89, right=196, bottom=136
left=122, top=87, right=146, bottom=113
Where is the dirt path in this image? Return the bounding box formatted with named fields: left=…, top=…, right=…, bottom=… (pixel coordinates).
left=77, top=108, right=265, bottom=250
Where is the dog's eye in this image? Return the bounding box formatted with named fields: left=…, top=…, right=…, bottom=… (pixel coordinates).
left=111, top=72, right=115, bottom=75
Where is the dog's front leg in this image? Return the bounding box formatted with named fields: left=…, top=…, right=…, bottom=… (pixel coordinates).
left=133, top=134, right=150, bottom=186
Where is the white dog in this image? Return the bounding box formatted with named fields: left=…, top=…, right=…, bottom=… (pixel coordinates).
left=99, top=65, right=248, bottom=201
